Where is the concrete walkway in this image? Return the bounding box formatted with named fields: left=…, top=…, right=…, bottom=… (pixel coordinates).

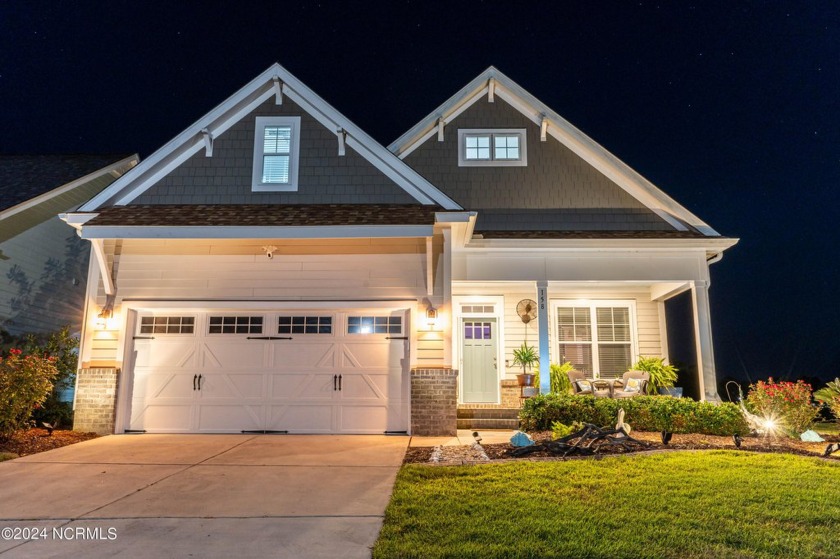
left=0, top=434, right=407, bottom=558
left=409, top=429, right=515, bottom=447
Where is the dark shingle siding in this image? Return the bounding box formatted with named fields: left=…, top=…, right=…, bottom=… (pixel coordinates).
left=475, top=208, right=674, bottom=232
left=0, top=154, right=132, bottom=212
left=135, top=98, right=416, bottom=205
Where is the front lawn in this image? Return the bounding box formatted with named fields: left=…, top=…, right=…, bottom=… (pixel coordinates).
left=374, top=451, right=840, bottom=559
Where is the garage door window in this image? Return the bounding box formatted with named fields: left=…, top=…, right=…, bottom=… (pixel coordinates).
left=208, top=316, right=263, bottom=334
left=139, top=316, right=195, bottom=334
left=348, top=316, right=401, bottom=335
left=278, top=316, right=332, bottom=334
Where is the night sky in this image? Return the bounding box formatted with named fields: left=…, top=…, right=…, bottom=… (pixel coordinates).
left=1, top=2, right=838, bottom=386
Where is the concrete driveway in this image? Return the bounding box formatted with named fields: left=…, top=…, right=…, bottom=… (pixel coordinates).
left=0, top=434, right=408, bottom=558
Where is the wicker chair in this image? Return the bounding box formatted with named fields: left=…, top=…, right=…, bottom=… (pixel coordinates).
left=567, top=370, right=611, bottom=397
left=612, top=370, right=650, bottom=399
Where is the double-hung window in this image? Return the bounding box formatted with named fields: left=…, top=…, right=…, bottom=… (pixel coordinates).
left=554, top=301, right=636, bottom=379
left=252, top=116, right=301, bottom=191
left=458, top=129, right=527, bottom=167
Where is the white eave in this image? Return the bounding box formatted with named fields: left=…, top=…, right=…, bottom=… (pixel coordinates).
left=388, top=66, right=720, bottom=236
left=465, top=235, right=739, bottom=258
left=77, top=224, right=435, bottom=240
left=79, top=64, right=461, bottom=212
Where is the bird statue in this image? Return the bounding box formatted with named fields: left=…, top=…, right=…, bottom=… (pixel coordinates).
left=472, top=431, right=482, bottom=444
left=41, top=420, right=59, bottom=436
left=824, top=443, right=840, bottom=457
left=732, top=434, right=743, bottom=448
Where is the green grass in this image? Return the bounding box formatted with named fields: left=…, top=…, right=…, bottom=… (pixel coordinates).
left=0, top=452, right=18, bottom=462
left=374, top=451, right=840, bottom=559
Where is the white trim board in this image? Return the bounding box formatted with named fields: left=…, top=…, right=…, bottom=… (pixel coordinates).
left=79, top=64, right=461, bottom=212
left=78, top=224, right=435, bottom=240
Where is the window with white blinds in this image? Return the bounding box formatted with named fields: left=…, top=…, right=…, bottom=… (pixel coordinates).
left=555, top=303, right=635, bottom=379
left=252, top=116, right=301, bottom=191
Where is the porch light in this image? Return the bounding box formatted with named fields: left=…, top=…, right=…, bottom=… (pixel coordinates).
left=426, top=307, right=439, bottom=330
left=95, top=303, right=115, bottom=330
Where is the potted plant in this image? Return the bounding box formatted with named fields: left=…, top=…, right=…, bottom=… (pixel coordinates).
left=632, top=356, right=679, bottom=396
left=513, top=343, right=538, bottom=387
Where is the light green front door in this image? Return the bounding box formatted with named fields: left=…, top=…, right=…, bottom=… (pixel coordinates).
left=462, top=319, right=498, bottom=403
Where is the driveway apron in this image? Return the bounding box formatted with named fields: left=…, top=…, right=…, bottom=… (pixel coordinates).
left=0, top=434, right=407, bottom=558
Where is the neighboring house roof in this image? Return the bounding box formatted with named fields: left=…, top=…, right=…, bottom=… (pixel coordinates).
left=0, top=154, right=138, bottom=244
left=0, top=154, right=136, bottom=212
left=85, top=204, right=442, bottom=227
left=79, top=64, right=461, bottom=213
left=389, top=66, right=720, bottom=236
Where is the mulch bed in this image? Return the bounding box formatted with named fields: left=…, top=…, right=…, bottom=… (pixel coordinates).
left=0, top=428, right=99, bottom=458
left=405, top=431, right=840, bottom=465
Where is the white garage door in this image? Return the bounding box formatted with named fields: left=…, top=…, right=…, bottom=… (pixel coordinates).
left=126, top=309, right=409, bottom=434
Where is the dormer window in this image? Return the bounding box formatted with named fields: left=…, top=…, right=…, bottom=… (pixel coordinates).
left=252, top=116, right=301, bottom=191
left=458, top=129, right=527, bottom=167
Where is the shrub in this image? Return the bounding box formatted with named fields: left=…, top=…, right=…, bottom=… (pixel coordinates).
left=519, top=393, right=748, bottom=436
left=551, top=420, right=584, bottom=440
left=20, top=327, right=79, bottom=428
left=0, top=349, right=59, bottom=437
left=632, top=356, right=678, bottom=395
left=533, top=362, right=575, bottom=395
left=746, top=378, right=818, bottom=436
left=814, top=378, right=840, bottom=420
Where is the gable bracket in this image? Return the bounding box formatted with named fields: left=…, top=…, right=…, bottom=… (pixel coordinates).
left=200, top=128, right=214, bottom=157
left=437, top=117, right=445, bottom=142
left=90, top=239, right=115, bottom=296
left=336, top=128, right=346, bottom=156
left=540, top=115, right=548, bottom=142
left=488, top=78, right=495, bottom=102
left=272, top=76, right=283, bottom=104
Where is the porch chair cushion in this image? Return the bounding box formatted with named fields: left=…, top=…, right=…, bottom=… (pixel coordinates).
left=575, top=380, right=593, bottom=394
left=623, top=377, right=643, bottom=393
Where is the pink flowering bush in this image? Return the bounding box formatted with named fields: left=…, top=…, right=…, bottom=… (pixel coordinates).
left=746, top=378, right=818, bottom=436
left=0, top=349, right=59, bottom=438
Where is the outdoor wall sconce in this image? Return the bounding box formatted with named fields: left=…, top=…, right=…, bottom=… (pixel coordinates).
left=96, top=301, right=114, bottom=329
left=426, top=306, right=438, bottom=330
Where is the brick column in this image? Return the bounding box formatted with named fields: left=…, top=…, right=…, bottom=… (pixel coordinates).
left=411, top=367, right=458, bottom=436
left=73, top=368, right=120, bottom=434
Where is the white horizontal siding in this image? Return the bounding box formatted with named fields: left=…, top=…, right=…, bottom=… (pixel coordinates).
left=453, top=282, right=663, bottom=379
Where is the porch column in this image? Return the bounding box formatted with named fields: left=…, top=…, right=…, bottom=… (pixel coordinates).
left=536, top=280, right=550, bottom=394
left=690, top=280, right=719, bottom=401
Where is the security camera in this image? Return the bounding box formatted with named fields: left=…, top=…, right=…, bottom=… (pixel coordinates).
left=262, top=245, right=278, bottom=260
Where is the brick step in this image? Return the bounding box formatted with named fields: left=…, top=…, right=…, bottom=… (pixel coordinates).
left=456, top=408, right=520, bottom=420
left=456, top=418, right=520, bottom=430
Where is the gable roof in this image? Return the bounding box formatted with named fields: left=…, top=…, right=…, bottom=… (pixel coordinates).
left=0, top=154, right=136, bottom=213
left=0, top=154, right=138, bottom=244
left=389, top=66, right=720, bottom=236
left=79, top=64, right=460, bottom=213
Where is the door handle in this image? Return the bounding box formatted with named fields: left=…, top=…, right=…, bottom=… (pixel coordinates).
left=338, top=374, right=342, bottom=391
left=193, top=374, right=197, bottom=391
left=198, top=374, right=202, bottom=390
left=333, top=374, right=337, bottom=391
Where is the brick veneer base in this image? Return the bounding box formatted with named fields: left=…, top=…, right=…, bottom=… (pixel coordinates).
left=73, top=368, right=120, bottom=434
left=457, top=379, right=522, bottom=410
left=411, top=368, right=458, bottom=436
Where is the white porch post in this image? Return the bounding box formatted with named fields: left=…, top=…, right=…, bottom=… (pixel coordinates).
left=537, top=280, right=550, bottom=394
left=690, top=280, right=719, bottom=401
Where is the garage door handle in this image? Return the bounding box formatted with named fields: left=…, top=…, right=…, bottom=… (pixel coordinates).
left=338, top=374, right=342, bottom=391
left=246, top=336, right=293, bottom=340
left=193, top=374, right=197, bottom=391
left=198, top=374, right=202, bottom=390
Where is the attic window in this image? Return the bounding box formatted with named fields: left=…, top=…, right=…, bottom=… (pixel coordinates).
left=458, top=129, right=527, bottom=167
left=252, top=116, right=301, bottom=191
